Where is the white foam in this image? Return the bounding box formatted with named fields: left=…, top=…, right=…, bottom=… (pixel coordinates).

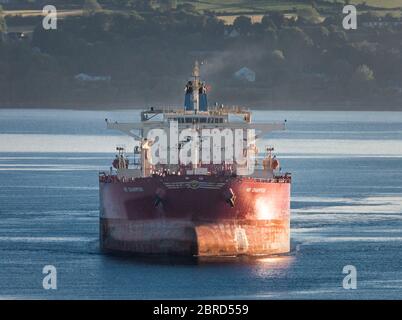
left=293, top=196, right=402, bottom=215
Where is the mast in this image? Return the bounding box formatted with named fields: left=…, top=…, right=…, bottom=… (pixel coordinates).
left=192, top=61, right=200, bottom=112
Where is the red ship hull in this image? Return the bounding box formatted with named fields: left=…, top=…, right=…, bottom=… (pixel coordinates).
left=100, top=175, right=290, bottom=257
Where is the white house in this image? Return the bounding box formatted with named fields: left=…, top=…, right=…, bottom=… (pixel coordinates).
left=75, top=73, right=111, bottom=82
left=234, top=67, right=256, bottom=82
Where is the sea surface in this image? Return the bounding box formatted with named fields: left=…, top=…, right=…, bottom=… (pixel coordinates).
left=0, top=109, right=402, bottom=299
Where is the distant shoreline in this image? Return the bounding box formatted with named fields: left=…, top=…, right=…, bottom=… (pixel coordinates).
left=0, top=103, right=401, bottom=112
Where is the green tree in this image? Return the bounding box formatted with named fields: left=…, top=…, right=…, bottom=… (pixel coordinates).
left=0, top=5, right=7, bottom=34
left=160, top=0, right=177, bottom=10
left=168, top=0, right=177, bottom=10
left=271, top=50, right=285, bottom=63
left=123, top=0, right=136, bottom=8
left=349, top=64, right=375, bottom=97
left=311, top=1, right=318, bottom=10
left=329, top=59, right=353, bottom=81
left=261, top=15, right=277, bottom=30
left=353, top=65, right=375, bottom=82
left=279, top=27, right=314, bottom=50
left=83, top=0, right=102, bottom=14
left=297, top=7, right=323, bottom=24
left=269, top=12, right=286, bottom=29
left=233, top=16, right=252, bottom=35
left=177, top=3, right=196, bottom=12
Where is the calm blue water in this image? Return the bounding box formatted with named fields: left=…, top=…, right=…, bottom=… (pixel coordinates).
left=0, top=109, right=402, bottom=299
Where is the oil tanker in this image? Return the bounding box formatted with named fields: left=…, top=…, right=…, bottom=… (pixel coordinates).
left=99, top=62, right=291, bottom=257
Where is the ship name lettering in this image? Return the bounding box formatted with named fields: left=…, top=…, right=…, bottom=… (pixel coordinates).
left=246, top=188, right=266, bottom=193
left=124, top=187, right=144, bottom=193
